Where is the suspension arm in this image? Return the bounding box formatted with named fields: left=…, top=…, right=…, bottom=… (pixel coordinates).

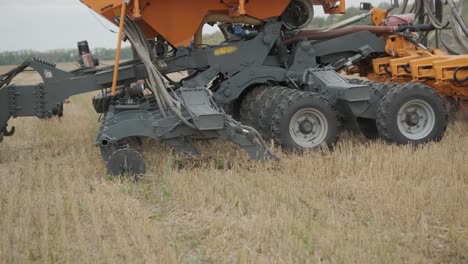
left=0, top=59, right=149, bottom=141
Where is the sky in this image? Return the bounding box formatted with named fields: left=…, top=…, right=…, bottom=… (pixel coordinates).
left=0, top=0, right=386, bottom=52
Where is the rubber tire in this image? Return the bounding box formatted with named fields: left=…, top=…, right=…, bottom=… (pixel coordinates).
left=369, top=82, right=400, bottom=107
left=358, top=82, right=400, bottom=139
left=271, top=91, right=341, bottom=152
left=357, top=118, right=380, bottom=139
left=223, top=103, right=236, bottom=118
left=258, top=86, right=296, bottom=140
left=376, top=83, right=448, bottom=145
left=239, top=84, right=270, bottom=130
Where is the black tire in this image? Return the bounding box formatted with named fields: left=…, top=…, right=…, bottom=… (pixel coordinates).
left=223, top=103, right=237, bottom=118
left=368, top=82, right=400, bottom=108
left=358, top=82, right=400, bottom=139
left=357, top=118, right=380, bottom=139
left=271, top=91, right=341, bottom=152
left=258, top=86, right=296, bottom=140
left=376, top=83, right=448, bottom=145
left=239, top=84, right=271, bottom=130
left=446, top=97, right=460, bottom=113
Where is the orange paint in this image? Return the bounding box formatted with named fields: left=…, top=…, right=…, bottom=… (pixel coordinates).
left=81, top=0, right=345, bottom=47
left=111, top=2, right=127, bottom=97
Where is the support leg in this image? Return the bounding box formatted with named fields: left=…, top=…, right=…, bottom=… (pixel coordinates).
left=221, top=122, right=277, bottom=161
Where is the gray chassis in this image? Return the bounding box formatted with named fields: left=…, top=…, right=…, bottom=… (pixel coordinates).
left=0, top=21, right=387, bottom=160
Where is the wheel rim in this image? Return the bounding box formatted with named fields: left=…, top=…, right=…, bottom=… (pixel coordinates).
left=397, top=99, right=435, bottom=140
left=289, top=108, right=328, bottom=148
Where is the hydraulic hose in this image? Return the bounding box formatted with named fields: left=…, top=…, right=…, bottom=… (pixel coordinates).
left=400, top=0, right=409, bottom=14
left=409, top=0, right=468, bottom=54
left=123, top=18, right=196, bottom=129
left=283, top=25, right=398, bottom=45
left=448, top=0, right=468, bottom=36
left=454, top=66, right=468, bottom=85
left=424, top=0, right=449, bottom=30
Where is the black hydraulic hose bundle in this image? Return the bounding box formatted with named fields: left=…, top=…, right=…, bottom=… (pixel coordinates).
left=454, top=66, right=468, bottom=85
left=283, top=24, right=434, bottom=46
left=409, top=0, right=468, bottom=54
left=123, top=17, right=197, bottom=129
left=290, top=0, right=467, bottom=54
left=283, top=25, right=398, bottom=45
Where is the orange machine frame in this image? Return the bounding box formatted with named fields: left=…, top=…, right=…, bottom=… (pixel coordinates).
left=80, top=0, right=346, bottom=47
left=368, top=37, right=468, bottom=100
left=355, top=7, right=468, bottom=102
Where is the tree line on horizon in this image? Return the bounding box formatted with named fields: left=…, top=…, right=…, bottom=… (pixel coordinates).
left=0, top=47, right=134, bottom=66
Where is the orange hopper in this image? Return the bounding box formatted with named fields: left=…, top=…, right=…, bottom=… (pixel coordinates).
left=80, top=0, right=346, bottom=47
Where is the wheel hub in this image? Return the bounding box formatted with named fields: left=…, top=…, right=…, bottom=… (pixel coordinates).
left=405, top=111, right=420, bottom=126
left=397, top=99, right=435, bottom=140
left=299, top=119, right=314, bottom=134
left=289, top=108, right=328, bottom=148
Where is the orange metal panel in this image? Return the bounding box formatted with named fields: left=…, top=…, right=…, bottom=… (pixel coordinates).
left=389, top=55, right=421, bottom=78
left=372, top=57, right=392, bottom=76
left=432, top=56, right=468, bottom=82
left=141, top=0, right=292, bottom=46
left=81, top=0, right=346, bottom=46
left=81, top=0, right=291, bottom=46
left=370, top=51, right=468, bottom=100
left=409, top=56, right=449, bottom=80
left=370, top=7, right=387, bottom=26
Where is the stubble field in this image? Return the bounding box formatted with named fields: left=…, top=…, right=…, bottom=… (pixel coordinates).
left=0, top=64, right=467, bottom=263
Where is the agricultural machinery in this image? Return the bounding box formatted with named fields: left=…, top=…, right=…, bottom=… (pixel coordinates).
left=0, top=0, right=466, bottom=176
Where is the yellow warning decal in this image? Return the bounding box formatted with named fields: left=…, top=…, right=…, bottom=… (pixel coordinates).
left=214, top=46, right=238, bottom=56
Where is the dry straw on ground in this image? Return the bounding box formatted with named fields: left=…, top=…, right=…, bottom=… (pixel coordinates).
left=0, top=65, right=467, bottom=263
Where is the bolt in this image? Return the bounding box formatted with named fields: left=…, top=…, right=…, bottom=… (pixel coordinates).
left=224, top=89, right=232, bottom=97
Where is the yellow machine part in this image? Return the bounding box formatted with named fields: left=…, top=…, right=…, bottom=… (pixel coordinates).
left=369, top=36, right=468, bottom=100
left=370, top=7, right=388, bottom=26
left=361, top=7, right=468, bottom=101
left=80, top=0, right=346, bottom=47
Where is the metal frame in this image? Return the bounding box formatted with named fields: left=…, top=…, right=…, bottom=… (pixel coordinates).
left=0, top=21, right=389, bottom=162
